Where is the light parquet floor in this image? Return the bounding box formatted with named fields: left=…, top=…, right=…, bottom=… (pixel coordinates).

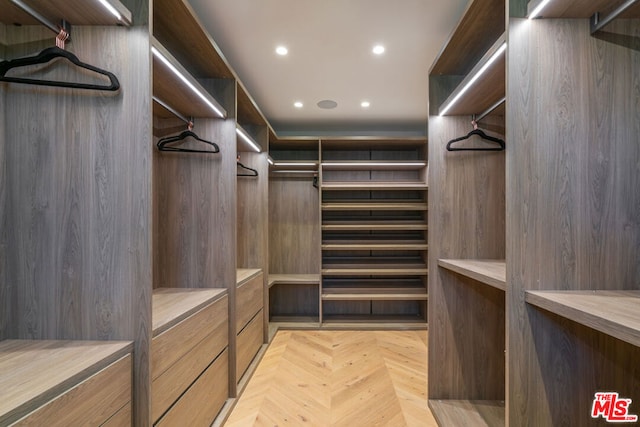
left=224, top=330, right=437, bottom=427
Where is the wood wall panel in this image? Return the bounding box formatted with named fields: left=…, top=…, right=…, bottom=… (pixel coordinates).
left=153, top=117, right=236, bottom=290
left=0, top=31, right=7, bottom=340
left=269, top=284, right=319, bottom=318
left=237, top=151, right=269, bottom=269
left=507, top=18, right=640, bottom=425
left=427, top=114, right=505, bottom=399
left=1, top=23, right=152, bottom=425
left=269, top=177, right=320, bottom=274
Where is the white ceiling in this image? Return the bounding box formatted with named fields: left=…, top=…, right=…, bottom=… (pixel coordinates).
left=188, top=0, right=469, bottom=137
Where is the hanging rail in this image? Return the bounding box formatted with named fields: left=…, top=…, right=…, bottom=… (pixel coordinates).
left=153, top=96, right=191, bottom=125
left=591, top=0, right=640, bottom=34
left=474, top=97, right=506, bottom=123
left=10, top=0, right=61, bottom=34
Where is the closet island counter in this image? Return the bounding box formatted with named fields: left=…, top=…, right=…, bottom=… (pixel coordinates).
left=0, top=340, right=133, bottom=426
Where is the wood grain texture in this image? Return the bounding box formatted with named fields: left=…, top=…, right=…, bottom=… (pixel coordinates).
left=152, top=287, right=227, bottom=335
left=152, top=329, right=228, bottom=422
left=526, top=0, right=640, bottom=18
left=237, top=151, right=269, bottom=270
left=153, top=117, right=236, bottom=291
left=1, top=23, right=153, bottom=425
left=526, top=290, right=640, bottom=351
left=225, top=330, right=437, bottom=427
left=102, top=402, right=131, bottom=427
left=428, top=110, right=505, bottom=401
left=429, top=400, right=505, bottom=427
left=153, top=0, right=233, bottom=79
left=14, top=354, right=132, bottom=426
left=236, top=310, right=264, bottom=381
left=0, top=340, right=132, bottom=425
left=156, top=349, right=229, bottom=427
left=268, top=177, right=320, bottom=274
left=237, top=268, right=262, bottom=286
left=268, top=274, right=320, bottom=287
left=236, top=271, right=263, bottom=331
left=0, top=0, right=132, bottom=26
left=438, top=259, right=506, bottom=291
left=430, top=0, right=505, bottom=75
left=506, top=18, right=640, bottom=425
left=151, top=294, right=228, bottom=380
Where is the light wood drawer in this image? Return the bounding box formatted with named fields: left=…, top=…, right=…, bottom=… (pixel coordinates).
left=152, top=294, right=228, bottom=380
left=155, top=349, right=229, bottom=427
left=151, top=318, right=228, bottom=422
left=101, top=402, right=131, bottom=427
left=236, top=310, right=264, bottom=380
left=237, top=273, right=263, bottom=330
left=14, top=354, right=132, bottom=426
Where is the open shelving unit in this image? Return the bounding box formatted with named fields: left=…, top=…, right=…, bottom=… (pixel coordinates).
left=320, top=138, right=428, bottom=325
left=428, top=0, right=507, bottom=423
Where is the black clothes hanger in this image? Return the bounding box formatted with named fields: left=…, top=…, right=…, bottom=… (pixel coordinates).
left=446, top=121, right=505, bottom=152
left=157, top=122, right=220, bottom=154
left=237, top=160, right=258, bottom=177
left=0, top=28, right=120, bottom=91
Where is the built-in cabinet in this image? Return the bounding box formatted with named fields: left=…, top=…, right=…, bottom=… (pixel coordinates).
left=1, top=0, right=269, bottom=424
left=267, top=137, right=429, bottom=327
left=428, top=0, right=640, bottom=425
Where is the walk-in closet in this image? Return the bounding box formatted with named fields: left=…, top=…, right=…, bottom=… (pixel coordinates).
left=1, top=0, right=638, bottom=425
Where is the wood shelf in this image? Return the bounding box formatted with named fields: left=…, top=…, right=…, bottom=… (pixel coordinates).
left=321, top=161, right=426, bottom=171
left=323, top=241, right=428, bottom=251
left=152, top=288, right=228, bottom=336
left=525, top=290, right=640, bottom=347
left=527, top=0, right=640, bottom=18
left=268, top=274, right=320, bottom=288
left=321, top=182, right=428, bottom=191
left=322, top=267, right=428, bottom=276
left=322, top=314, right=426, bottom=324
left=438, top=33, right=506, bottom=116
left=237, top=268, right=262, bottom=286
left=438, top=259, right=506, bottom=291
left=322, top=202, right=428, bottom=211
left=152, top=39, right=227, bottom=119
left=271, top=160, right=319, bottom=171
left=0, top=0, right=132, bottom=26
left=429, top=400, right=505, bottom=427
left=322, top=291, right=427, bottom=301
left=322, top=221, right=428, bottom=231
left=153, top=0, right=234, bottom=80
left=430, top=0, right=505, bottom=75
left=0, top=340, right=133, bottom=426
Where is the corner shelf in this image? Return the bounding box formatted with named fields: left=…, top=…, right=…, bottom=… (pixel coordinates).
left=438, top=259, right=506, bottom=291
left=268, top=274, right=320, bottom=288
left=525, top=290, right=640, bottom=347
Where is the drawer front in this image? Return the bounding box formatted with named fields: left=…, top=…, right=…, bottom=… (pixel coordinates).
left=152, top=317, right=228, bottom=422
left=236, top=310, right=264, bottom=380
left=156, top=349, right=229, bottom=427
left=152, top=294, right=228, bottom=380
left=101, top=403, right=131, bottom=427
left=15, top=354, right=132, bottom=426
left=236, top=273, right=263, bottom=330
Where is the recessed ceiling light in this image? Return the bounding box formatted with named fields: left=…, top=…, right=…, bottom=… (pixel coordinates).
left=276, top=46, right=288, bottom=56
left=372, top=45, right=385, bottom=55
left=361, top=101, right=371, bottom=108
left=294, top=101, right=303, bottom=108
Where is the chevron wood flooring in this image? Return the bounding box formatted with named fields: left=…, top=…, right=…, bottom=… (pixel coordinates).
left=224, top=330, right=437, bottom=427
